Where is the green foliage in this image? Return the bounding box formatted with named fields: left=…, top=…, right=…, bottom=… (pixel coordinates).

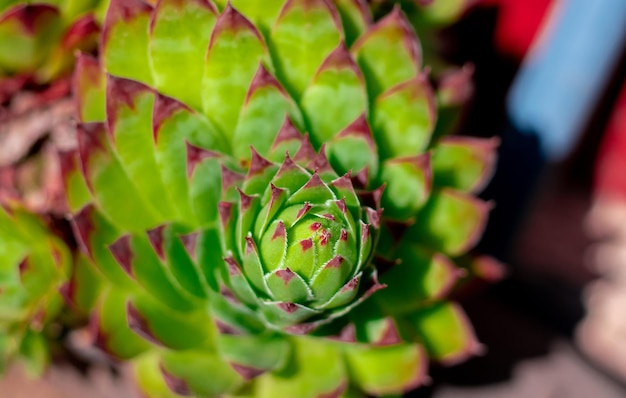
left=1, top=0, right=500, bottom=396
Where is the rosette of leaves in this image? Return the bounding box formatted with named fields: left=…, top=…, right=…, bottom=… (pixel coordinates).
left=0, top=0, right=103, bottom=94
left=0, top=202, right=72, bottom=375
left=59, top=0, right=498, bottom=396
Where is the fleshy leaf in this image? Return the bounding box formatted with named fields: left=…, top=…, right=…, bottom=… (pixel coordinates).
left=92, top=289, right=150, bottom=360
left=107, top=76, right=178, bottom=223
left=301, top=43, right=367, bottom=145
left=269, top=0, right=343, bottom=99
left=160, top=349, right=244, bottom=396
left=255, top=337, right=347, bottom=398
left=266, top=267, right=311, bottom=303
left=203, top=4, right=270, bottom=139
left=110, top=233, right=199, bottom=312
left=352, top=7, right=421, bottom=97
left=73, top=52, right=106, bottom=123
left=77, top=122, right=160, bottom=231
left=149, top=0, right=218, bottom=110
left=0, top=5, right=62, bottom=74
left=343, top=343, right=428, bottom=395
left=380, top=154, right=431, bottom=220
left=230, top=0, right=284, bottom=36
left=220, top=333, right=290, bottom=377
left=153, top=94, right=227, bottom=224
left=334, top=0, right=371, bottom=47
left=59, top=149, right=91, bottom=213
left=377, top=244, right=461, bottom=314
left=408, top=302, right=483, bottom=365
left=233, top=64, right=304, bottom=160
left=408, top=189, right=491, bottom=256
left=127, top=294, right=214, bottom=350
left=326, top=114, right=378, bottom=177
left=372, top=74, right=436, bottom=160
left=432, top=136, right=499, bottom=193
left=102, top=0, right=154, bottom=84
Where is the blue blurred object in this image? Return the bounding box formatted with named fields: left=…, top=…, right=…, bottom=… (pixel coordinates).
left=480, top=0, right=626, bottom=260
left=508, top=0, right=626, bottom=161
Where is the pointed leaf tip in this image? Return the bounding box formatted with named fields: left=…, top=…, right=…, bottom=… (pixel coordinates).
left=221, top=165, right=245, bottom=197
left=71, top=205, right=97, bottom=258
left=309, top=144, right=333, bottom=174
left=272, top=117, right=302, bottom=149
left=338, top=114, right=375, bottom=145
left=248, top=147, right=274, bottom=176
left=293, top=134, right=317, bottom=164
left=160, top=364, right=193, bottom=396
left=317, top=41, right=362, bottom=79
left=186, top=142, right=219, bottom=178
left=76, top=122, right=108, bottom=190
left=230, top=363, right=265, bottom=380
left=272, top=220, right=287, bottom=240
left=210, top=3, right=263, bottom=48
left=127, top=302, right=162, bottom=346
left=147, top=225, right=166, bottom=260
left=180, top=232, right=199, bottom=261
left=218, top=201, right=233, bottom=228
left=295, top=201, right=313, bottom=221
left=153, top=94, right=191, bottom=143
left=275, top=268, right=296, bottom=284
left=109, top=235, right=134, bottom=276
left=238, top=188, right=255, bottom=210
left=106, top=75, right=153, bottom=135
left=246, top=63, right=285, bottom=104
left=224, top=255, right=243, bottom=276
left=365, top=207, right=382, bottom=229
left=376, top=318, right=402, bottom=346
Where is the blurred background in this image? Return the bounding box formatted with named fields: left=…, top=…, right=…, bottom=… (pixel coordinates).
left=410, top=0, right=626, bottom=396
left=2, top=0, right=626, bottom=396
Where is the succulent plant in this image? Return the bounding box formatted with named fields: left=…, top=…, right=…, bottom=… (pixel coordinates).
left=0, top=202, right=71, bottom=374
left=0, top=0, right=104, bottom=100
left=54, top=0, right=499, bottom=396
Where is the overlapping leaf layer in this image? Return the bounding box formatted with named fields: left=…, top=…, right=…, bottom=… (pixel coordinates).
left=0, top=0, right=104, bottom=87
left=58, top=0, right=499, bottom=396
left=0, top=203, right=71, bottom=374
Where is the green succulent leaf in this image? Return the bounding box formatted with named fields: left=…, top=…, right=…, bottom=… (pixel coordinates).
left=352, top=6, right=421, bottom=97
left=149, top=0, right=218, bottom=110
left=344, top=343, right=428, bottom=396
left=0, top=4, right=62, bottom=74
left=203, top=4, right=270, bottom=139
left=432, top=136, right=499, bottom=193
left=380, top=153, right=431, bottom=220
left=334, top=0, right=371, bottom=47
left=92, top=288, right=150, bottom=360
left=408, top=189, right=491, bottom=256
left=372, top=74, right=436, bottom=160
left=102, top=0, right=154, bottom=85
left=233, top=64, right=304, bottom=160
left=269, top=0, right=343, bottom=100
left=106, top=76, right=178, bottom=223
left=408, top=302, right=482, bottom=365
left=74, top=52, right=106, bottom=123
left=376, top=244, right=461, bottom=314
left=230, top=0, right=284, bottom=36
left=126, top=293, right=214, bottom=351
left=255, top=337, right=346, bottom=398
left=160, top=349, right=244, bottom=396
left=76, top=123, right=160, bottom=231
left=302, top=43, right=367, bottom=146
